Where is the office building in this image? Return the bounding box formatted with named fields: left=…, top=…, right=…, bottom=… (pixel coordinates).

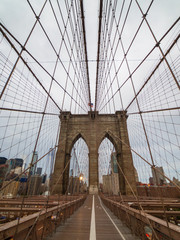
left=102, top=175, right=112, bottom=194
left=6, top=158, right=23, bottom=173
left=1, top=181, right=20, bottom=197
left=30, top=151, right=38, bottom=175
left=36, top=167, right=42, bottom=175
left=0, top=157, right=7, bottom=165
left=152, top=166, right=166, bottom=186
left=28, top=175, right=42, bottom=195
left=68, top=176, right=80, bottom=194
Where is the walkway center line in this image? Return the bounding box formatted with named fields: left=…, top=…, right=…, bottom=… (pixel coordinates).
left=98, top=196, right=126, bottom=240
left=89, top=195, right=96, bottom=240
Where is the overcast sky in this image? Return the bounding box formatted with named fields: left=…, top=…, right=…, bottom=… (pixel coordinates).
left=0, top=0, right=179, bottom=183
left=1, top=0, right=179, bottom=108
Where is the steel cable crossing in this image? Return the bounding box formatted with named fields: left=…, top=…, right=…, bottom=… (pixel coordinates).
left=95, top=4, right=180, bottom=237
left=94, top=0, right=180, bottom=170
left=0, top=0, right=93, bottom=167
left=0, top=0, right=179, bottom=239
left=95, top=0, right=180, bottom=112
left=0, top=1, right=92, bottom=223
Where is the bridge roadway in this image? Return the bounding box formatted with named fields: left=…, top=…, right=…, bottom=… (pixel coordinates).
left=45, top=195, right=140, bottom=240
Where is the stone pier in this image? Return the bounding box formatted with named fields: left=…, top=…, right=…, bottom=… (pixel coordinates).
left=51, top=111, right=137, bottom=195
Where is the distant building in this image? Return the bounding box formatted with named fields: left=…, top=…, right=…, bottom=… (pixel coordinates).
left=68, top=176, right=80, bottom=194
left=0, top=181, right=20, bottom=197
left=28, top=175, right=42, bottom=195
left=45, top=178, right=50, bottom=188
left=42, top=173, right=47, bottom=184
left=101, top=153, right=120, bottom=195
left=102, top=175, right=112, bottom=194
left=152, top=166, right=166, bottom=186
left=70, top=169, right=73, bottom=177
left=5, top=171, right=19, bottom=181
left=172, top=177, right=180, bottom=187
left=18, top=177, right=27, bottom=195
left=14, top=158, right=23, bottom=167
left=111, top=174, right=119, bottom=195
left=149, top=177, right=154, bottom=185
left=102, top=174, right=119, bottom=195
left=99, top=183, right=103, bottom=191
left=80, top=181, right=87, bottom=193
left=30, top=152, right=38, bottom=175
left=110, top=153, right=119, bottom=195
left=49, top=148, right=55, bottom=175
left=14, top=167, right=22, bottom=175
left=6, top=158, right=23, bottom=173
left=0, top=164, right=8, bottom=187
left=36, top=167, right=42, bottom=175
left=134, top=167, right=139, bottom=182
left=0, top=157, right=7, bottom=165
left=111, top=152, right=118, bottom=173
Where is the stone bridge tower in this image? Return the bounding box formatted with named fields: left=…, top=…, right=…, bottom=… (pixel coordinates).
left=51, top=111, right=137, bottom=195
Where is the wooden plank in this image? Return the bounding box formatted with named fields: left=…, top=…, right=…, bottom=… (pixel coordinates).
left=101, top=196, right=180, bottom=239
left=46, top=195, right=140, bottom=240
left=0, top=196, right=85, bottom=240
left=145, top=210, right=180, bottom=216
left=0, top=207, right=41, bottom=212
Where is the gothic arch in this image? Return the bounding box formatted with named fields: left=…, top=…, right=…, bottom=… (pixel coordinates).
left=97, top=131, right=121, bottom=155
left=67, top=132, right=89, bottom=155
left=51, top=111, right=137, bottom=195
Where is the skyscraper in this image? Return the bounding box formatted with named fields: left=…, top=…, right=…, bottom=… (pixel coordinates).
left=30, top=151, right=38, bottom=175
left=152, top=166, right=166, bottom=186
left=48, top=148, right=55, bottom=176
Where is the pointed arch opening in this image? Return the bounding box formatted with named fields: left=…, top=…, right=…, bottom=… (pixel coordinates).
left=98, top=136, right=119, bottom=195
left=67, top=137, right=89, bottom=194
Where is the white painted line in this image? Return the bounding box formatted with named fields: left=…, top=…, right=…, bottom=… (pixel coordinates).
left=98, top=196, right=126, bottom=240
left=38, top=226, right=43, bottom=231
left=89, top=195, right=96, bottom=240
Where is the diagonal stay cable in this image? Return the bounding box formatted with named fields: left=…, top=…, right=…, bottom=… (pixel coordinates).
left=68, top=0, right=90, bottom=104
left=99, top=17, right=180, bottom=112
left=126, top=34, right=180, bottom=111
left=0, top=107, right=59, bottom=116
left=51, top=0, right=89, bottom=108
left=49, top=0, right=89, bottom=107
left=135, top=0, right=180, bottom=91
left=79, top=0, right=92, bottom=110
left=97, top=0, right=133, bottom=110
left=98, top=0, right=152, bottom=111
left=0, top=0, right=48, bottom=101
left=95, top=0, right=103, bottom=111
left=0, top=24, right=87, bottom=113
left=27, top=0, right=89, bottom=112
left=0, top=26, right=61, bottom=112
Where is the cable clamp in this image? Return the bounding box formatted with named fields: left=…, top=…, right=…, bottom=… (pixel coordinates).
left=36, top=15, right=40, bottom=20
left=155, top=42, right=160, bottom=47
left=21, top=45, right=26, bottom=51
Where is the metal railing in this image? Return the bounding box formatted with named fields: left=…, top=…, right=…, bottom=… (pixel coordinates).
left=100, top=194, right=180, bottom=240
left=0, top=194, right=87, bottom=240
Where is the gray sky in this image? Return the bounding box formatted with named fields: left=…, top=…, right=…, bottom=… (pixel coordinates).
left=0, top=0, right=179, bottom=183
left=1, top=0, right=179, bottom=108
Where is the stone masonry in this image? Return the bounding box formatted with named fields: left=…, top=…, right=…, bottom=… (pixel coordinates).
left=51, top=111, right=137, bottom=195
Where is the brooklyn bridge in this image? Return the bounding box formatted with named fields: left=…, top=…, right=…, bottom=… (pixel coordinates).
left=0, top=0, right=179, bottom=239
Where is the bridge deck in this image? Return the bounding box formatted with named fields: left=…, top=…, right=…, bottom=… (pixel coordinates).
left=45, top=195, right=140, bottom=240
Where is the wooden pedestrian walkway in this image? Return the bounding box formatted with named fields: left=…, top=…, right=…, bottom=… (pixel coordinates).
left=45, top=195, right=140, bottom=240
